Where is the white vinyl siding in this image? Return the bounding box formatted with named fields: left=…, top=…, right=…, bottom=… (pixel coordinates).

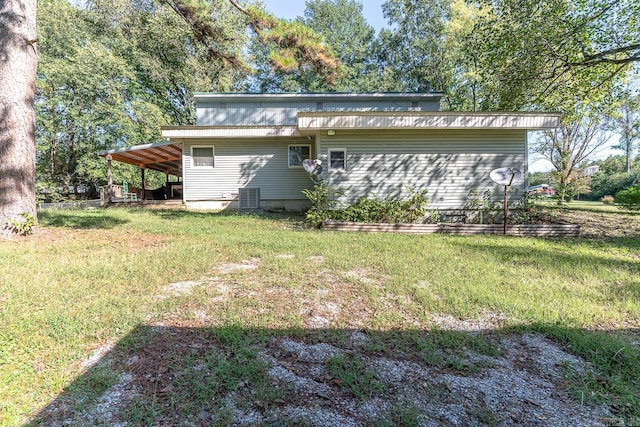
left=183, top=139, right=313, bottom=201
left=298, top=113, right=561, bottom=130
left=196, top=99, right=440, bottom=126
left=317, top=129, right=527, bottom=209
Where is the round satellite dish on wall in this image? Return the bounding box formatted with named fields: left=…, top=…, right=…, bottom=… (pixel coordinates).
left=303, top=159, right=322, bottom=175
left=303, top=159, right=317, bottom=174
left=489, top=167, right=522, bottom=186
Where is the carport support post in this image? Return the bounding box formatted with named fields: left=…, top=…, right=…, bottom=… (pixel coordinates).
left=106, top=154, right=113, bottom=204
left=165, top=172, right=169, bottom=199
left=140, top=165, right=146, bottom=200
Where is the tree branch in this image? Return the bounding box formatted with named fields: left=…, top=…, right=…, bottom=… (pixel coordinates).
left=570, top=44, right=640, bottom=67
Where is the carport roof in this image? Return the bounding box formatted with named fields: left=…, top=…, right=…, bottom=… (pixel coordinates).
left=98, top=140, right=182, bottom=177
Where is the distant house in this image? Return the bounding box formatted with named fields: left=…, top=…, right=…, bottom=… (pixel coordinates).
left=100, top=93, right=561, bottom=211
left=528, top=184, right=555, bottom=197
left=584, top=165, right=600, bottom=176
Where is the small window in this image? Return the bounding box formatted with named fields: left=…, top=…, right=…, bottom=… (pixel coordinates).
left=329, top=149, right=346, bottom=170
left=288, top=144, right=311, bottom=167
left=411, top=101, right=419, bottom=109
left=192, top=146, right=214, bottom=168
left=316, top=101, right=324, bottom=110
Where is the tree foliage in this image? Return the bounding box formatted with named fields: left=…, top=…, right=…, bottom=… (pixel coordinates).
left=606, top=88, right=640, bottom=173
left=378, top=0, right=639, bottom=113
left=33, top=0, right=341, bottom=201
left=249, top=0, right=384, bottom=92
left=380, top=0, right=451, bottom=94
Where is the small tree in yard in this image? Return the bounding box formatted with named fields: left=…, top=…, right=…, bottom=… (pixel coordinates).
left=531, top=119, right=609, bottom=204
left=606, top=89, right=640, bottom=173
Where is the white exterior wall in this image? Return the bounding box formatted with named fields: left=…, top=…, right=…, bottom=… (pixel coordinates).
left=197, top=100, right=440, bottom=126
left=182, top=138, right=314, bottom=206
left=316, top=129, right=527, bottom=209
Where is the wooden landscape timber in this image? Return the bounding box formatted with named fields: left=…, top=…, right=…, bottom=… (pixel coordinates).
left=322, top=220, right=581, bottom=237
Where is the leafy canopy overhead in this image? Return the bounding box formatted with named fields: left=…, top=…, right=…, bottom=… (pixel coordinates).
left=35, top=0, right=342, bottom=199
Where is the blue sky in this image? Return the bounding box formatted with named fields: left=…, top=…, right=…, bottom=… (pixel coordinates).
left=259, top=0, right=389, bottom=30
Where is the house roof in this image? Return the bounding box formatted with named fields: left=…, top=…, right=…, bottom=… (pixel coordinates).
left=98, top=140, right=182, bottom=177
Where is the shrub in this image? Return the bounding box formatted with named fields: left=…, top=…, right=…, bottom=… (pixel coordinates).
left=336, top=189, right=429, bottom=224
left=301, top=181, right=335, bottom=228
left=615, top=185, right=640, bottom=211
left=6, top=212, right=36, bottom=235
left=464, top=190, right=502, bottom=224
left=589, top=172, right=637, bottom=200
left=601, top=195, right=615, bottom=205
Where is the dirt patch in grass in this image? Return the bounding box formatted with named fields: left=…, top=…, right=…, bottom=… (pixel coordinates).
left=34, top=326, right=614, bottom=426
left=542, top=207, right=640, bottom=239
left=34, top=252, right=615, bottom=425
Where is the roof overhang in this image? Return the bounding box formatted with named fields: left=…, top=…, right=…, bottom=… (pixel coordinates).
left=297, top=112, right=562, bottom=130
left=98, top=140, right=182, bottom=177
left=161, top=126, right=302, bottom=139
left=194, top=92, right=443, bottom=104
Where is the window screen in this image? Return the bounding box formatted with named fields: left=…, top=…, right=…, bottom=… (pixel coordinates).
left=288, top=145, right=311, bottom=167
left=192, top=147, right=214, bottom=167
left=329, top=149, right=346, bottom=170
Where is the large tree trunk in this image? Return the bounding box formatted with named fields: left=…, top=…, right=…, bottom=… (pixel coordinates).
left=0, top=0, right=38, bottom=238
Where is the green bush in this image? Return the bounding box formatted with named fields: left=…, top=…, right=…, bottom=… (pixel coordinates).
left=615, top=185, right=640, bottom=210
left=6, top=212, right=36, bottom=235
left=601, top=195, right=615, bottom=205
left=464, top=190, right=502, bottom=224
left=588, top=172, right=638, bottom=200
left=335, top=189, right=429, bottom=224
left=301, top=181, right=335, bottom=228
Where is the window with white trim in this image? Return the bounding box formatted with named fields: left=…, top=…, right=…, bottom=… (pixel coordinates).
left=328, top=148, right=346, bottom=170
left=288, top=144, right=311, bottom=167
left=191, top=146, right=214, bottom=168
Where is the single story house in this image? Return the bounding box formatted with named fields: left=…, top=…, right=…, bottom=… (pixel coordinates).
left=100, top=92, right=561, bottom=211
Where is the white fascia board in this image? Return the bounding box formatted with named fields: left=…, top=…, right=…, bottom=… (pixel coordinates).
left=161, top=126, right=302, bottom=139
left=97, top=140, right=179, bottom=156
left=194, top=92, right=443, bottom=103
left=297, top=112, right=562, bottom=130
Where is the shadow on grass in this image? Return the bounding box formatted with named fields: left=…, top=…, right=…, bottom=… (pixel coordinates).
left=27, top=324, right=639, bottom=426
left=38, top=210, right=129, bottom=229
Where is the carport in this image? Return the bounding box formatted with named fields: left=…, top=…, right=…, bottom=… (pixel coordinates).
left=98, top=141, right=183, bottom=202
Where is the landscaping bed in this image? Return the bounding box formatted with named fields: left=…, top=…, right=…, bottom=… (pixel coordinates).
left=322, top=220, right=581, bottom=236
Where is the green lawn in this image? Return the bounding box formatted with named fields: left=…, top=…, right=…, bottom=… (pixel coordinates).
left=1, top=207, right=639, bottom=425
left=536, top=198, right=638, bottom=214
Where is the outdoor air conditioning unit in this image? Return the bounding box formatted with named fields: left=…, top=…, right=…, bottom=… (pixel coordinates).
left=238, top=188, right=260, bottom=210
